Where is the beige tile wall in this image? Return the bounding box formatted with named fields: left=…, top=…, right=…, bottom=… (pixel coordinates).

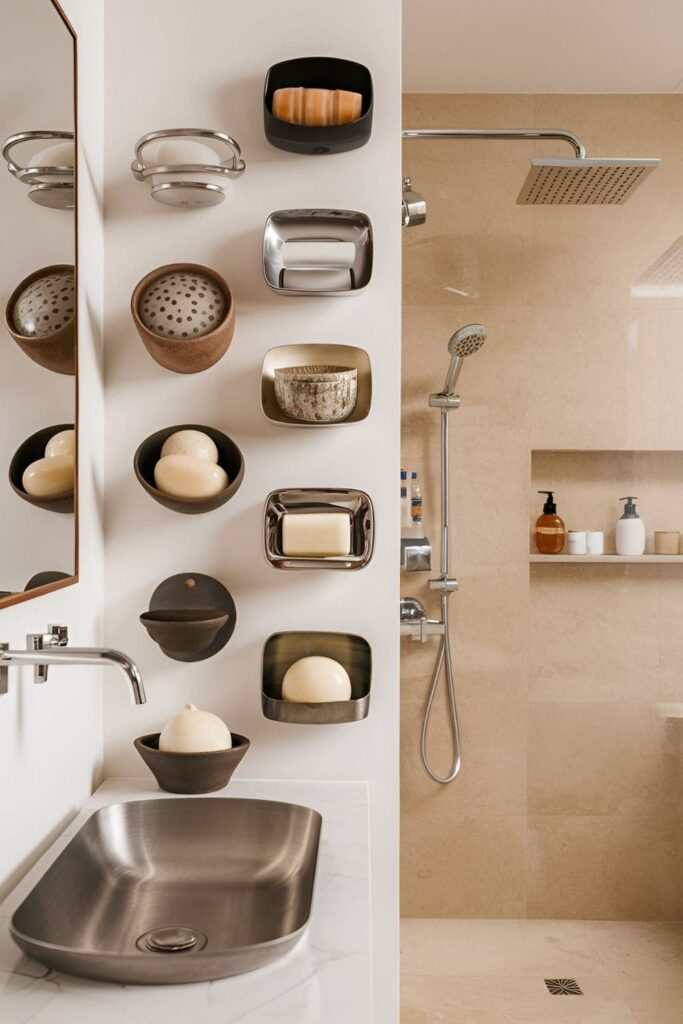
left=401, top=94, right=683, bottom=920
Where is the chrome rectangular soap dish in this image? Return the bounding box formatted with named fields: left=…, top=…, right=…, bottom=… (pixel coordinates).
left=262, top=631, right=371, bottom=724
left=263, top=210, right=373, bottom=295
left=264, top=488, right=374, bottom=570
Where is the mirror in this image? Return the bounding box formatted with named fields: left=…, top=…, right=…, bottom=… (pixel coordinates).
left=0, top=0, right=77, bottom=608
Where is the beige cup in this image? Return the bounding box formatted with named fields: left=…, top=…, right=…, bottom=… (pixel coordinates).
left=655, top=531, right=679, bottom=555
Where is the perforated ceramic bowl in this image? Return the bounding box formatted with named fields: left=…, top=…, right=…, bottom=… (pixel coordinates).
left=131, top=263, right=235, bottom=374
left=4, top=265, right=75, bottom=375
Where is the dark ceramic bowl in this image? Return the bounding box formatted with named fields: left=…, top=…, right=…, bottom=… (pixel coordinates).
left=131, top=263, right=235, bottom=374
left=139, top=609, right=229, bottom=660
left=134, top=732, right=250, bottom=794
left=5, top=265, right=75, bottom=376
left=134, top=423, right=244, bottom=515
left=9, top=423, right=75, bottom=514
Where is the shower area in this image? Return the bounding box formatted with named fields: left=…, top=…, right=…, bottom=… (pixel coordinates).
left=400, top=87, right=683, bottom=1022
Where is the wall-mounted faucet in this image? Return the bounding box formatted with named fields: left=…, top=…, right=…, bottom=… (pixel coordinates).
left=0, top=625, right=146, bottom=705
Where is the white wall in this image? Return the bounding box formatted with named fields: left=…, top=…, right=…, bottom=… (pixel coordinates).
left=0, top=0, right=104, bottom=900
left=102, top=2, right=401, bottom=1018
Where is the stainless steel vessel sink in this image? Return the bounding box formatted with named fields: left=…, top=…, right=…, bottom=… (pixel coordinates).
left=10, top=798, right=322, bottom=984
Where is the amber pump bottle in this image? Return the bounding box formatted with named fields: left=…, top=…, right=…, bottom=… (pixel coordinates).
left=534, top=490, right=566, bottom=554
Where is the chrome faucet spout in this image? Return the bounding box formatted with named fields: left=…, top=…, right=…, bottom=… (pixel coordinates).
left=0, top=626, right=146, bottom=704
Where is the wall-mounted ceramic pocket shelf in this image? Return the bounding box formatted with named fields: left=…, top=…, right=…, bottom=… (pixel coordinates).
left=263, top=57, right=373, bottom=155
left=131, top=263, right=235, bottom=373
left=2, top=130, right=74, bottom=209
left=5, top=265, right=75, bottom=375
left=263, top=210, right=373, bottom=295
left=9, top=424, right=75, bottom=514
left=264, top=488, right=374, bottom=570
left=134, top=423, right=244, bottom=515
left=261, top=344, right=372, bottom=426
left=131, top=129, right=246, bottom=207
left=140, top=573, right=236, bottom=662
left=262, top=631, right=371, bottom=724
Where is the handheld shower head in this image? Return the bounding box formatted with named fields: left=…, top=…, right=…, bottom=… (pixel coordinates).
left=442, top=323, right=486, bottom=396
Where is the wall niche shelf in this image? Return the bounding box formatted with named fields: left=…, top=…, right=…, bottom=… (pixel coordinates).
left=530, top=554, right=683, bottom=564
left=261, top=344, right=371, bottom=427
left=262, top=631, right=371, bottom=724
left=530, top=448, right=683, bottom=566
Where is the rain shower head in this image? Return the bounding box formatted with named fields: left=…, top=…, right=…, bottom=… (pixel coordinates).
left=517, top=157, right=660, bottom=205
left=442, top=323, right=486, bottom=396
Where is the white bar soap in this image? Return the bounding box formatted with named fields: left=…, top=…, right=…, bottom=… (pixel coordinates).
left=282, top=512, right=351, bottom=557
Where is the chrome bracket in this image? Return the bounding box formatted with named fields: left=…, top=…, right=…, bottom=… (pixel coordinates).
left=428, top=393, right=461, bottom=409
left=27, top=624, right=69, bottom=684
left=429, top=578, right=459, bottom=592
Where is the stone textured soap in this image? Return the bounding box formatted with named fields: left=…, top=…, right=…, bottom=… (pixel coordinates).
left=45, top=428, right=75, bottom=458
left=282, top=511, right=351, bottom=557
left=160, top=429, right=218, bottom=463
left=282, top=656, right=352, bottom=703
left=22, top=453, right=74, bottom=497
left=159, top=702, right=232, bottom=753
left=138, top=270, right=226, bottom=340
left=12, top=269, right=74, bottom=338
left=154, top=454, right=228, bottom=499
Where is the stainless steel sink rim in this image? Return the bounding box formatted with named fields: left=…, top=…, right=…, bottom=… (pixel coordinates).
left=10, top=797, right=322, bottom=984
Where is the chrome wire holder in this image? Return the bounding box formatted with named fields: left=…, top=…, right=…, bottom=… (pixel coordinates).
left=2, top=131, right=74, bottom=209
left=131, top=129, right=246, bottom=208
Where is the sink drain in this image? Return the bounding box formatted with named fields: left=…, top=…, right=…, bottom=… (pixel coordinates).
left=137, top=927, right=207, bottom=954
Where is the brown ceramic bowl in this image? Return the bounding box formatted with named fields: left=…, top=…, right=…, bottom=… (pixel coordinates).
left=139, top=609, right=229, bottom=660
left=9, top=423, right=75, bottom=514
left=5, top=265, right=75, bottom=376
left=134, top=423, right=245, bottom=515
left=134, top=732, right=250, bottom=794
left=131, top=263, right=235, bottom=374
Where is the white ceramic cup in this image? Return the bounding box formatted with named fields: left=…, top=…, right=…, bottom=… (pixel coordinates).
left=567, top=530, right=587, bottom=555
left=586, top=531, right=604, bottom=555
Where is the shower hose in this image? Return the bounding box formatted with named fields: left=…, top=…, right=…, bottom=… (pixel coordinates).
left=420, top=589, right=462, bottom=783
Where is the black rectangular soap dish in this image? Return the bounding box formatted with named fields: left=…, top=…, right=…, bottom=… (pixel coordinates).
left=264, top=488, right=374, bottom=570
left=263, top=56, right=373, bottom=155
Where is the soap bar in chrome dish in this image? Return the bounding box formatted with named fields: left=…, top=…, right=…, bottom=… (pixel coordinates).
left=281, top=511, right=351, bottom=557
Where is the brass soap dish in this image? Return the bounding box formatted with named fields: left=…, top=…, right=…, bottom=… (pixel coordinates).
left=262, top=631, right=371, bottom=724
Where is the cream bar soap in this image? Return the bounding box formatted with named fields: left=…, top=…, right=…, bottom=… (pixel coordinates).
left=282, top=511, right=351, bottom=557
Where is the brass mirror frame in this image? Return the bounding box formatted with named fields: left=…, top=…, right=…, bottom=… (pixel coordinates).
left=1, top=0, right=78, bottom=610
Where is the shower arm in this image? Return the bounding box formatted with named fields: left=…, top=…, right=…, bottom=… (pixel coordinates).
left=401, top=127, right=586, bottom=159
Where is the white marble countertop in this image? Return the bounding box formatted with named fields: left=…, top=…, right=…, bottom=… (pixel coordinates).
left=0, top=777, right=371, bottom=1023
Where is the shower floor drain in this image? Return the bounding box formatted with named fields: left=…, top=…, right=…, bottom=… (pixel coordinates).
left=545, top=979, right=583, bottom=995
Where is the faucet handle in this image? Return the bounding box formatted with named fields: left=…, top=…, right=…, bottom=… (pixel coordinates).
left=47, top=624, right=69, bottom=646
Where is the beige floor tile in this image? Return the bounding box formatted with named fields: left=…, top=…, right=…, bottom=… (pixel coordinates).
left=401, top=920, right=683, bottom=1023
left=527, top=816, right=661, bottom=920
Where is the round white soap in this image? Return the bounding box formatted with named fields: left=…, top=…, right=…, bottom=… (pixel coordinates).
left=45, top=428, right=75, bottom=458
left=22, top=453, right=74, bottom=497
left=282, top=656, right=352, bottom=704
left=154, top=453, right=228, bottom=498
left=160, top=429, right=218, bottom=463
left=159, top=702, right=232, bottom=753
